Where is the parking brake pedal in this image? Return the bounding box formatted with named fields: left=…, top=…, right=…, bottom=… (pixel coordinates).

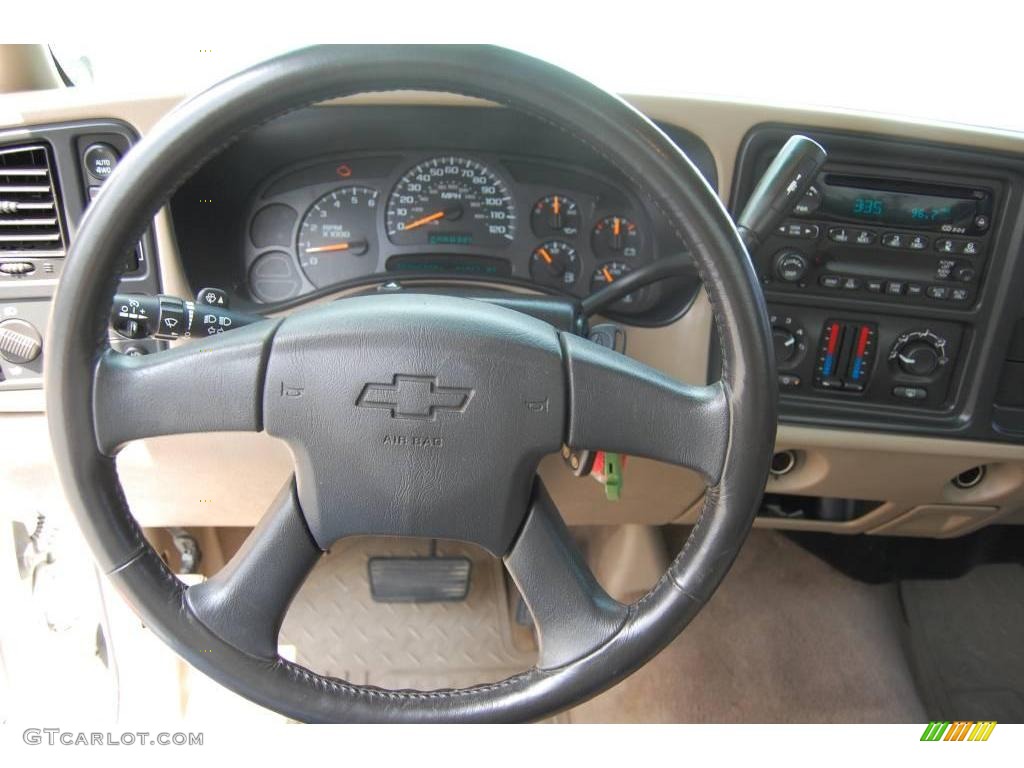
left=368, top=544, right=471, bottom=603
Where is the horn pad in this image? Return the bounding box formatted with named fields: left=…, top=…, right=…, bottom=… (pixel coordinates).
left=263, top=294, right=566, bottom=554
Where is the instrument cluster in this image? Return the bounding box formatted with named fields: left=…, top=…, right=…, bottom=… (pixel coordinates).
left=243, top=151, right=659, bottom=311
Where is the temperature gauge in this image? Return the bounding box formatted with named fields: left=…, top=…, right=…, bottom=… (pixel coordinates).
left=592, top=215, right=640, bottom=259
left=531, top=195, right=580, bottom=237
left=530, top=240, right=579, bottom=289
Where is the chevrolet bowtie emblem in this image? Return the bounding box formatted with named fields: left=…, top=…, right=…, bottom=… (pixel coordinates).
left=356, top=375, right=473, bottom=420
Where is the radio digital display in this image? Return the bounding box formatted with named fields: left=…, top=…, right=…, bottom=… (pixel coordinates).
left=824, top=187, right=972, bottom=229
left=816, top=175, right=989, bottom=234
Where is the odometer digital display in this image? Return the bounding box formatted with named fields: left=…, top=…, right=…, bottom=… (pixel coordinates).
left=386, top=254, right=511, bottom=277
left=428, top=232, right=473, bottom=246
left=386, top=156, right=517, bottom=247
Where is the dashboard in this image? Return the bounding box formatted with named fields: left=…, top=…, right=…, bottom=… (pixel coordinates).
left=1, top=88, right=1023, bottom=540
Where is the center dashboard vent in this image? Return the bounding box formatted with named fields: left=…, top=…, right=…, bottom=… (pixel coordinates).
left=0, top=144, right=65, bottom=254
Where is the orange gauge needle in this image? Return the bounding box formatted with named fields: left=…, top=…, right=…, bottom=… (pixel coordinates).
left=602, top=266, right=614, bottom=283
left=304, top=239, right=368, bottom=255
left=613, top=217, right=621, bottom=237
left=552, top=196, right=561, bottom=216
left=401, top=210, right=446, bottom=232
left=304, top=242, right=351, bottom=254
left=538, top=247, right=554, bottom=265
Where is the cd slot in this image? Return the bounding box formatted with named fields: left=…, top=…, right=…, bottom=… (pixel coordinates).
left=824, top=174, right=985, bottom=201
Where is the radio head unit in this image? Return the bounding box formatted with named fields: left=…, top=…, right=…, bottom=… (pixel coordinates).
left=801, top=175, right=993, bottom=236
left=748, top=168, right=1000, bottom=312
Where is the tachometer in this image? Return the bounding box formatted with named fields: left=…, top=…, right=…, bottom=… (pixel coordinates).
left=297, top=186, right=378, bottom=289
left=386, top=156, right=516, bottom=247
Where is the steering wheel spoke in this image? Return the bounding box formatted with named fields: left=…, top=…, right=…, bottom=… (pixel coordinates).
left=560, top=332, right=730, bottom=484
left=505, top=481, right=628, bottom=670
left=186, top=478, right=321, bottom=659
left=92, top=319, right=280, bottom=454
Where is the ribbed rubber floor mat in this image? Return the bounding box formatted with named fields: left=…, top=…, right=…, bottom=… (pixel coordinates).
left=279, top=537, right=537, bottom=690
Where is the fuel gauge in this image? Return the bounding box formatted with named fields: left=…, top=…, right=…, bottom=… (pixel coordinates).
left=530, top=240, right=579, bottom=289
left=531, top=195, right=580, bottom=237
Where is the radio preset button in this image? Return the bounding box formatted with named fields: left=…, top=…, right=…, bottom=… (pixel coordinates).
left=853, top=230, right=876, bottom=246
left=828, top=227, right=850, bottom=243
left=951, top=288, right=970, bottom=302
left=962, top=240, right=980, bottom=255
left=842, top=277, right=861, bottom=290
left=935, top=238, right=960, bottom=254
left=882, top=233, right=906, bottom=248
left=908, top=234, right=929, bottom=250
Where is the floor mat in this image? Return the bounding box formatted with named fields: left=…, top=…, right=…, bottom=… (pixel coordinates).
left=901, top=564, right=1024, bottom=723
left=279, top=537, right=537, bottom=691
left=279, top=530, right=925, bottom=722
left=568, top=530, right=927, bottom=723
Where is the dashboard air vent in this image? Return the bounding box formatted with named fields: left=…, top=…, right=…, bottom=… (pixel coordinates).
left=0, top=144, right=64, bottom=254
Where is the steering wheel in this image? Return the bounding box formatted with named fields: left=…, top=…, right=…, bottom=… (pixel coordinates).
left=45, top=45, right=776, bottom=722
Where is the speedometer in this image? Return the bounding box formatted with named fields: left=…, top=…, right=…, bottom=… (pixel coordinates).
left=385, top=156, right=516, bottom=248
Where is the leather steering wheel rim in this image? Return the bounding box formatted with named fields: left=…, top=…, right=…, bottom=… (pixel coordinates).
left=45, top=45, right=776, bottom=722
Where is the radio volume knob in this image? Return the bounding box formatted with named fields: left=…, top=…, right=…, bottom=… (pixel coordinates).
left=0, top=318, right=42, bottom=364
left=774, top=250, right=809, bottom=282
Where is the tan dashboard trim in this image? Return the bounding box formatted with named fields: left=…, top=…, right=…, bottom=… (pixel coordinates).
left=0, top=45, right=63, bottom=95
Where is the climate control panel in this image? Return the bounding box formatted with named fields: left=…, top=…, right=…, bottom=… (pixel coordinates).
left=770, top=303, right=963, bottom=410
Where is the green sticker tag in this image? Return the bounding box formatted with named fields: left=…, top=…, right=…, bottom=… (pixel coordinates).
left=603, top=452, right=622, bottom=501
